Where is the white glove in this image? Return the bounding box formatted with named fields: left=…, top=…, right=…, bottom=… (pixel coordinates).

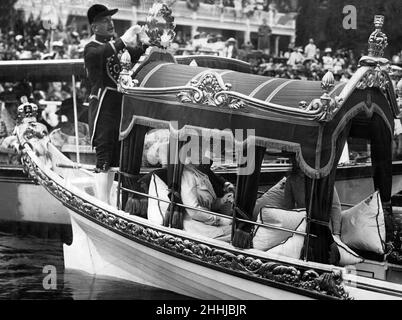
left=121, top=24, right=143, bottom=45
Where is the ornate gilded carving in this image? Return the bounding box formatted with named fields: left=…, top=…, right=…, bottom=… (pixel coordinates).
left=118, top=49, right=138, bottom=92
left=19, top=147, right=351, bottom=300
left=356, top=69, right=389, bottom=93
left=177, top=72, right=246, bottom=110
left=300, top=72, right=343, bottom=122
left=178, top=72, right=228, bottom=105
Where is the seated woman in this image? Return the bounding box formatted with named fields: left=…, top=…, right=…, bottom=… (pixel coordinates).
left=180, top=154, right=234, bottom=241
left=147, top=147, right=234, bottom=242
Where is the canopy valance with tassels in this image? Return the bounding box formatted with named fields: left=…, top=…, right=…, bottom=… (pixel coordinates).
left=119, top=57, right=397, bottom=179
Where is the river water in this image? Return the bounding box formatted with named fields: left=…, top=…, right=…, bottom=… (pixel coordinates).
left=0, top=229, right=191, bottom=300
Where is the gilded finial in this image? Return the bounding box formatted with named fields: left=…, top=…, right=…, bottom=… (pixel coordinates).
left=120, top=49, right=132, bottom=71
left=321, top=71, right=335, bottom=93
left=311, top=71, right=341, bottom=122
left=118, top=49, right=137, bottom=91
left=368, top=15, right=388, bottom=58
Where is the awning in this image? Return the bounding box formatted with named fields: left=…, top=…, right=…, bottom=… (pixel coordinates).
left=120, top=61, right=396, bottom=179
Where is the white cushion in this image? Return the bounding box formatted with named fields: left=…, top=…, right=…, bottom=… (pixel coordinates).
left=147, top=173, right=232, bottom=240
left=341, top=191, right=386, bottom=255
left=253, top=177, right=287, bottom=220
left=147, top=174, right=169, bottom=225
left=265, top=218, right=306, bottom=259
left=332, top=235, right=364, bottom=266
left=253, top=207, right=306, bottom=251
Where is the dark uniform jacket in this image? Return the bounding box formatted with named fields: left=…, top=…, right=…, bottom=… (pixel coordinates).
left=84, top=36, right=145, bottom=145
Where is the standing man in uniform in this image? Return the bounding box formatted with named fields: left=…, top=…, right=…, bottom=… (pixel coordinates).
left=257, top=18, right=272, bottom=55
left=85, top=4, right=147, bottom=204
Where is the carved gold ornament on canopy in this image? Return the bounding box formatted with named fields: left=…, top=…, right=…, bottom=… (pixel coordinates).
left=177, top=71, right=246, bottom=110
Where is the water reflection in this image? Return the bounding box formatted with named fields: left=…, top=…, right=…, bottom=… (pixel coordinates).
left=0, top=232, right=191, bottom=300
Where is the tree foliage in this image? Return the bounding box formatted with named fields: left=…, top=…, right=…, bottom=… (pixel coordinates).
left=296, top=0, right=402, bottom=57
left=0, top=0, right=18, bottom=31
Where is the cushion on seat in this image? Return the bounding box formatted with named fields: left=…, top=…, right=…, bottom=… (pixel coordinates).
left=332, top=235, right=364, bottom=266
left=147, top=173, right=169, bottom=225
left=253, top=207, right=306, bottom=251
left=341, top=191, right=386, bottom=255
left=253, top=177, right=287, bottom=221
left=265, top=218, right=306, bottom=259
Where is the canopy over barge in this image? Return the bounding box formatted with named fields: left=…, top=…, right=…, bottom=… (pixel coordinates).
left=118, top=17, right=399, bottom=264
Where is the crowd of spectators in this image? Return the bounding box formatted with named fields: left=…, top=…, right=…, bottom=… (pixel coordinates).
left=0, top=15, right=92, bottom=159
left=249, top=40, right=360, bottom=81
left=0, top=15, right=90, bottom=61
left=173, top=33, right=402, bottom=85
left=185, top=0, right=296, bottom=14
left=1, top=15, right=400, bottom=89
left=0, top=77, right=89, bottom=165
left=0, top=18, right=401, bottom=146
left=172, top=34, right=362, bottom=81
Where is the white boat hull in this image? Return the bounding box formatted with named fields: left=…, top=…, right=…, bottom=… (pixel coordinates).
left=64, top=210, right=312, bottom=300
left=19, top=144, right=402, bottom=300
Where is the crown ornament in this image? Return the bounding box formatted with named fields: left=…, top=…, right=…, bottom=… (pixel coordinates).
left=17, top=96, right=39, bottom=124
left=359, top=15, right=389, bottom=67
left=368, top=15, right=388, bottom=58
